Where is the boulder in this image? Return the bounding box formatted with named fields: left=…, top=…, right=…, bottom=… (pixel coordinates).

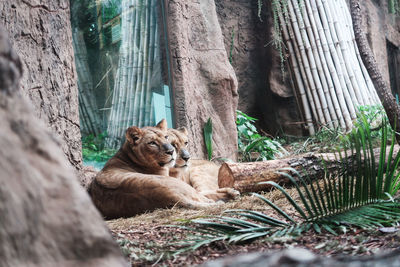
left=166, top=0, right=239, bottom=160
left=203, top=247, right=400, bottom=267
left=0, top=27, right=127, bottom=267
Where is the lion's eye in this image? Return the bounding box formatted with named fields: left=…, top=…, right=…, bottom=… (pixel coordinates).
left=165, top=135, right=169, bottom=140
left=148, top=141, right=158, bottom=146
left=184, top=142, right=188, bottom=146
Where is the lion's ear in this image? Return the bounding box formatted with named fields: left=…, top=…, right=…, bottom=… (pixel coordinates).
left=155, top=119, right=167, bottom=131
left=125, top=126, right=143, bottom=145
left=177, top=127, right=188, bottom=135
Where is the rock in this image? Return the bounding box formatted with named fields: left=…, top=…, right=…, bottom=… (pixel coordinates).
left=1, top=0, right=83, bottom=171
left=167, top=0, right=239, bottom=161
left=0, top=26, right=127, bottom=267
left=215, top=0, right=304, bottom=137
left=202, top=247, right=400, bottom=267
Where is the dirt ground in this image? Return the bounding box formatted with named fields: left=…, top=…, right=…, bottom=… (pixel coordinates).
left=107, top=187, right=400, bottom=266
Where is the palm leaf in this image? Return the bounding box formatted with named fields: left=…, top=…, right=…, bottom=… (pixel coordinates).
left=178, top=114, right=400, bottom=251
left=203, top=118, right=213, bottom=160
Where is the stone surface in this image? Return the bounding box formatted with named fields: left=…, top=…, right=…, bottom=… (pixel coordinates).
left=202, top=247, right=400, bottom=267
left=215, top=0, right=304, bottom=136
left=167, top=0, right=239, bottom=160
left=359, top=0, right=400, bottom=86
left=0, top=27, right=127, bottom=267
left=0, top=0, right=82, bottom=171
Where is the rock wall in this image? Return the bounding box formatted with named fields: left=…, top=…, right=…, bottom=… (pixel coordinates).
left=0, top=26, right=127, bottom=267
left=215, top=0, right=304, bottom=136
left=166, top=0, right=239, bottom=160
left=0, top=0, right=82, bottom=170
left=215, top=0, right=400, bottom=137
left=359, top=0, right=400, bottom=86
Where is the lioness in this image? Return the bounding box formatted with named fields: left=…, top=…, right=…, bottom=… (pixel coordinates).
left=168, top=128, right=239, bottom=202
left=89, top=119, right=215, bottom=219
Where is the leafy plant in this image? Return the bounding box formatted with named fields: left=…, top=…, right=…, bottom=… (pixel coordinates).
left=288, top=105, right=387, bottom=154
left=204, top=118, right=213, bottom=160
left=181, top=115, right=400, bottom=248
left=82, top=132, right=117, bottom=163
left=388, top=0, right=400, bottom=15
left=237, top=110, right=286, bottom=161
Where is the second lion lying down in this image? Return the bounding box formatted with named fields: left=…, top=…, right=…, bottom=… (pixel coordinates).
left=89, top=119, right=237, bottom=219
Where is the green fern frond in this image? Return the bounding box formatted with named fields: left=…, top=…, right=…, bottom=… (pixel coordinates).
left=178, top=114, right=400, bottom=251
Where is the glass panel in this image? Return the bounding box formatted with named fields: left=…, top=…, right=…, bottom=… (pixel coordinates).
left=71, top=0, right=173, bottom=158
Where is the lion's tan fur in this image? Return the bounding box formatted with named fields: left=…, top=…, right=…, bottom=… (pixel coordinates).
left=168, top=130, right=239, bottom=202
left=88, top=120, right=214, bottom=219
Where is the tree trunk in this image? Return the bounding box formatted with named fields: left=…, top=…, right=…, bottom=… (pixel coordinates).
left=350, top=0, right=400, bottom=144
left=0, top=0, right=82, bottom=171
left=218, top=155, right=327, bottom=193
left=0, top=25, right=127, bottom=267
left=218, top=145, right=400, bottom=193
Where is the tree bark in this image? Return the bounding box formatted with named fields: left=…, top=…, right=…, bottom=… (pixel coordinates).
left=218, top=154, right=327, bottom=193
left=218, top=145, right=400, bottom=193
left=350, top=0, right=400, bottom=144
left=0, top=0, right=82, bottom=171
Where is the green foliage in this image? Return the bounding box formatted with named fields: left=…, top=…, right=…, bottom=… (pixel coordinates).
left=229, top=28, right=235, bottom=64
left=82, top=132, right=117, bottom=162
left=287, top=105, right=387, bottom=154
left=204, top=118, right=213, bottom=160
left=237, top=110, right=286, bottom=161
left=388, top=0, right=400, bottom=15
left=181, top=115, right=400, bottom=248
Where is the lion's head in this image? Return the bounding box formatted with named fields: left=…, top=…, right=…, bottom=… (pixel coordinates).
left=168, top=127, right=190, bottom=171
left=124, top=119, right=176, bottom=171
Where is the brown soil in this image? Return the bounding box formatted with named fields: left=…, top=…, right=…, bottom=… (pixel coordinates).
left=107, top=187, right=400, bottom=266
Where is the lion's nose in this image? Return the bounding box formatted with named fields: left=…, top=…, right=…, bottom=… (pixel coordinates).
left=163, top=143, right=175, bottom=155
left=181, top=149, right=190, bottom=161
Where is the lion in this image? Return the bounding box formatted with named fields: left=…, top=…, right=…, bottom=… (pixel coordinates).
left=168, top=128, right=239, bottom=202
left=88, top=119, right=215, bottom=219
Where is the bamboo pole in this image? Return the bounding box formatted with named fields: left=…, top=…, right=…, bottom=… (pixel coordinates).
left=336, top=0, right=371, bottom=106
left=288, top=0, right=328, bottom=126
left=295, top=0, right=338, bottom=128
left=325, top=0, right=366, bottom=107
left=131, top=0, right=149, bottom=127
left=138, top=0, right=152, bottom=126
left=108, top=0, right=130, bottom=144
left=144, top=0, right=158, bottom=126
left=286, top=3, right=320, bottom=126
left=276, top=1, right=315, bottom=134
left=339, top=0, right=380, bottom=105
left=314, top=0, right=357, bottom=124
left=303, top=0, right=348, bottom=129
left=123, top=0, right=138, bottom=130
left=319, top=0, right=360, bottom=112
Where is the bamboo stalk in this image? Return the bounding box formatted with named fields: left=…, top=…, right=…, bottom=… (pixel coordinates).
left=295, top=0, right=338, bottom=128
left=315, top=0, right=357, bottom=124
left=144, top=0, right=158, bottom=126
left=286, top=2, right=320, bottom=126
left=309, top=0, right=354, bottom=129
left=336, top=0, right=371, bottom=106
left=325, top=0, right=365, bottom=107
left=340, top=0, right=380, bottom=105
left=320, top=0, right=360, bottom=111
left=303, top=0, right=348, bottom=129
left=131, top=0, right=149, bottom=127
left=108, top=0, right=130, bottom=144
left=123, top=0, right=138, bottom=130
left=276, top=1, right=315, bottom=134
left=138, top=0, right=152, bottom=126
left=288, top=0, right=329, bottom=126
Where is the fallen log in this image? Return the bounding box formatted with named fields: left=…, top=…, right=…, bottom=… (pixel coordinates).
left=218, top=145, right=400, bottom=193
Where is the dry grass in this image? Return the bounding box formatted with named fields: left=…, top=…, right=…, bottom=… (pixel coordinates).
left=107, top=186, right=301, bottom=232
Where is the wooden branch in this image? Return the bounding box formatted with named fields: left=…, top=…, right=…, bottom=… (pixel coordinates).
left=218, top=145, right=400, bottom=193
